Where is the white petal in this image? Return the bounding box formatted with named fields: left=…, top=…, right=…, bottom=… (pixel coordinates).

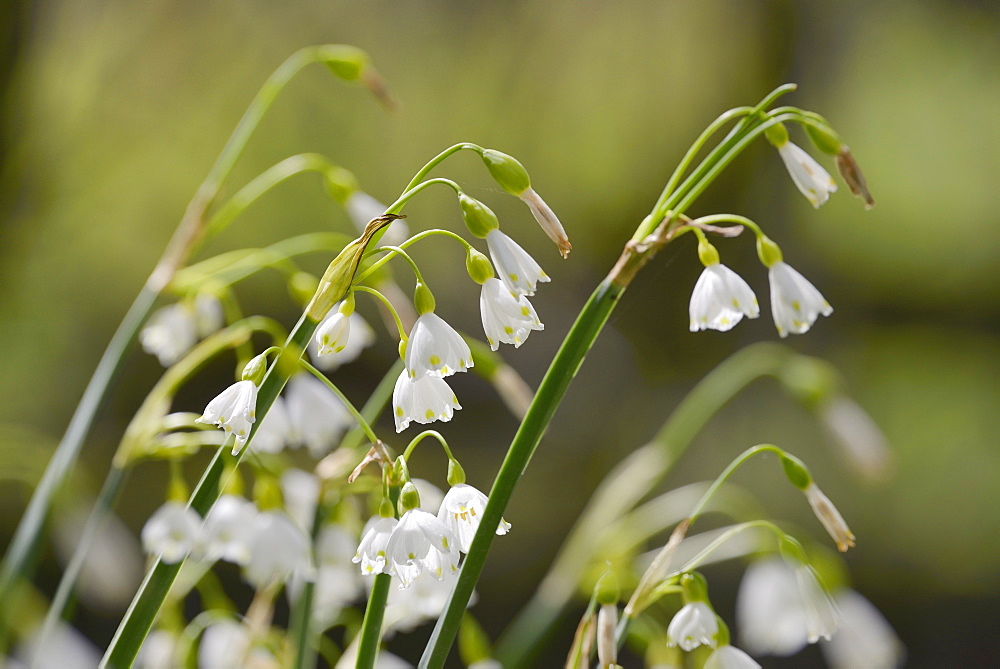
left=689, top=264, right=759, bottom=332
left=392, top=371, right=461, bottom=433
left=308, top=305, right=376, bottom=371
left=284, top=374, right=352, bottom=457
left=480, top=278, right=544, bottom=350
left=737, top=558, right=810, bottom=656
left=196, top=380, right=258, bottom=452
left=244, top=511, right=311, bottom=587
left=705, top=645, right=761, bottom=669
left=821, top=589, right=905, bottom=669
left=486, top=229, right=550, bottom=296
left=667, top=602, right=719, bottom=651
left=406, top=312, right=473, bottom=377
left=141, top=501, right=201, bottom=563
left=140, top=303, right=198, bottom=367
left=768, top=262, right=833, bottom=338
left=778, top=142, right=838, bottom=208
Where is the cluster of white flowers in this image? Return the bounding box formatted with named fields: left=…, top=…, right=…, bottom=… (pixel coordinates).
left=140, top=495, right=311, bottom=586
left=140, top=293, right=224, bottom=367
left=354, top=483, right=509, bottom=588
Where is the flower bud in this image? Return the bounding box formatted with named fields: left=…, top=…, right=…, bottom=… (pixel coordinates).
left=466, top=248, right=495, bottom=284
left=804, top=482, right=856, bottom=552
left=306, top=216, right=392, bottom=321
left=755, top=234, right=783, bottom=268
left=764, top=121, right=790, bottom=148
left=804, top=117, right=843, bottom=156
left=459, top=193, right=500, bottom=238
left=446, top=458, right=466, bottom=487
left=398, top=481, right=421, bottom=513
left=779, top=452, right=813, bottom=490
left=480, top=149, right=531, bottom=196
left=413, top=281, right=436, bottom=315
left=241, top=352, right=269, bottom=385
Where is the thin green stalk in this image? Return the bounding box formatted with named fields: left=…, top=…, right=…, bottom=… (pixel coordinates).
left=0, top=46, right=374, bottom=626
left=101, top=315, right=320, bottom=668
left=494, top=343, right=793, bottom=666
left=402, top=143, right=481, bottom=193
left=356, top=573, right=392, bottom=669
left=419, top=277, right=624, bottom=669
left=299, top=360, right=380, bottom=444
left=687, top=444, right=786, bottom=521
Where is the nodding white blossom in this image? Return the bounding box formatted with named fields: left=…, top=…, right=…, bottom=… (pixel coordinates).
left=140, top=294, right=224, bottom=367
left=249, top=396, right=291, bottom=454
left=197, top=494, right=257, bottom=565
left=520, top=187, right=572, bottom=258
left=384, top=509, right=459, bottom=588
left=777, top=141, right=838, bottom=208
left=392, top=370, right=461, bottom=433
left=196, top=379, right=258, bottom=453
left=689, top=264, right=760, bottom=332
left=284, top=374, right=352, bottom=457
left=704, top=645, right=761, bottom=669
left=737, top=558, right=840, bottom=656
left=405, top=312, right=473, bottom=378
left=480, top=278, right=544, bottom=350
left=794, top=564, right=840, bottom=643
left=821, top=589, right=905, bottom=669
left=803, top=482, right=856, bottom=552
left=437, top=484, right=510, bottom=553
left=308, top=307, right=376, bottom=371
left=244, top=511, right=312, bottom=587
left=315, top=311, right=352, bottom=357
left=667, top=602, right=719, bottom=651
left=353, top=516, right=398, bottom=576
left=345, top=190, right=409, bottom=246
left=141, top=501, right=201, bottom=564
left=486, top=228, right=550, bottom=296
left=768, top=261, right=833, bottom=338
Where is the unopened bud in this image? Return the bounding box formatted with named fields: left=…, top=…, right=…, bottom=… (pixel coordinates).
left=459, top=193, right=500, bottom=238
left=306, top=216, right=392, bottom=321
left=836, top=147, right=875, bottom=210
left=480, top=149, right=531, bottom=196
left=597, top=603, right=618, bottom=669
left=466, top=248, right=495, bottom=284
left=804, top=482, right=856, bottom=552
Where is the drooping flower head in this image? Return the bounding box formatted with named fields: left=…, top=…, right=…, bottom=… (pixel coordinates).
left=353, top=516, right=398, bottom=576
left=766, top=122, right=837, bottom=208
left=768, top=261, right=833, bottom=338
left=486, top=229, right=550, bottom=297
left=437, top=483, right=510, bottom=553
left=480, top=278, right=544, bottom=350
left=405, top=312, right=473, bottom=378
left=392, top=370, right=461, bottom=433
left=384, top=507, right=458, bottom=588
left=689, top=264, right=760, bottom=332
left=196, top=494, right=257, bottom=566
left=141, top=501, right=201, bottom=564
left=196, top=379, right=258, bottom=453
left=667, top=573, right=720, bottom=652
left=284, top=373, right=352, bottom=457
left=243, top=511, right=312, bottom=587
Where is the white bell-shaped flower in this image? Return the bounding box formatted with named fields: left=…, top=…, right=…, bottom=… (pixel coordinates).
left=384, top=508, right=458, bottom=588
left=244, top=511, right=312, bottom=587
left=140, top=303, right=198, bottom=367
left=705, top=644, right=761, bottom=669
left=392, top=370, right=461, bottom=433
left=821, top=589, right=905, bottom=669
left=405, top=312, right=473, bottom=378
left=196, top=379, right=258, bottom=453
left=353, top=516, right=398, bottom=576
left=314, top=311, right=352, bottom=357
left=437, top=483, right=510, bottom=553
left=667, top=601, right=720, bottom=651
left=794, top=564, right=840, bottom=643
left=519, top=187, right=571, bottom=258
left=197, top=495, right=257, bottom=565
left=777, top=141, right=838, bottom=208
left=248, top=396, right=291, bottom=454
left=768, top=261, right=833, bottom=338
left=309, top=307, right=376, bottom=372
left=689, top=264, right=760, bottom=332
left=803, top=482, right=856, bottom=552
left=141, top=501, right=201, bottom=564
left=480, top=278, right=544, bottom=350
left=284, top=374, right=352, bottom=457
left=486, top=229, right=550, bottom=296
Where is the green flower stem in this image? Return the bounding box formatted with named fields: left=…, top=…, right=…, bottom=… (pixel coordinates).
left=419, top=277, right=624, bottom=669
left=0, top=47, right=374, bottom=625
left=687, top=444, right=787, bottom=522
left=353, top=286, right=408, bottom=341
left=367, top=246, right=425, bottom=285
left=495, top=343, right=796, bottom=667
left=356, top=573, right=392, bottom=669
left=402, top=143, right=482, bottom=193
left=402, top=430, right=454, bottom=462
left=102, top=315, right=321, bottom=668
left=354, top=228, right=471, bottom=284
left=0, top=285, right=156, bottom=625
left=386, top=177, right=462, bottom=216
left=678, top=520, right=787, bottom=574
left=299, top=360, right=380, bottom=444
left=690, top=214, right=762, bottom=238
left=290, top=359, right=402, bottom=669
left=201, top=154, right=343, bottom=241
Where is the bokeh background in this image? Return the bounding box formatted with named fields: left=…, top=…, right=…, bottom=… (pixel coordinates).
left=1, top=1, right=998, bottom=667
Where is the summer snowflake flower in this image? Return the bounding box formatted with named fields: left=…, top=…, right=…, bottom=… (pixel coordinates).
left=197, top=495, right=257, bottom=565
left=196, top=379, right=258, bottom=454
left=140, top=304, right=197, bottom=367
left=405, top=312, right=473, bottom=378
left=803, top=482, right=856, bottom=552
left=309, top=306, right=376, bottom=371
left=768, top=261, right=833, bottom=337
left=141, top=501, right=201, bottom=564
left=480, top=278, right=544, bottom=350
left=486, top=229, right=550, bottom=296
left=315, top=311, right=352, bottom=357
left=520, top=187, right=572, bottom=258
left=705, top=645, right=761, bottom=669
left=285, top=374, right=352, bottom=457
left=392, top=370, right=461, bottom=433
left=353, top=516, right=398, bottom=576
left=821, top=589, right=905, bottom=669
left=777, top=141, right=838, bottom=208
left=794, top=564, right=840, bottom=643
left=689, top=264, right=760, bottom=332
left=384, top=508, right=459, bottom=588
left=667, top=601, right=719, bottom=651
left=244, top=511, right=312, bottom=587
left=437, top=484, right=511, bottom=553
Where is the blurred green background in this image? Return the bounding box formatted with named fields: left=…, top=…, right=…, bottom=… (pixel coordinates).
left=1, top=1, right=998, bottom=666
